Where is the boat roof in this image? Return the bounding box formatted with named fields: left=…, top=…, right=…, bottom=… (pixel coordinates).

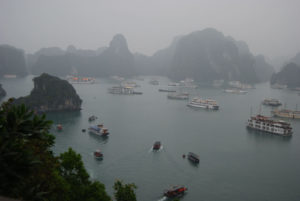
left=167, top=185, right=185, bottom=191
left=89, top=125, right=101, bottom=131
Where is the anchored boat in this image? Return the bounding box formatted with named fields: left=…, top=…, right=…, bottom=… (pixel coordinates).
left=187, top=97, right=219, bottom=110
left=188, top=152, right=200, bottom=163
left=272, top=109, right=300, bottom=119
left=247, top=115, right=293, bottom=136
left=88, top=125, right=109, bottom=136
left=262, top=98, right=282, bottom=106
left=88, top=115, right=97, bottom=122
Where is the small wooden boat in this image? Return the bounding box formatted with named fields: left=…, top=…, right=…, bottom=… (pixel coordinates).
left=88, top=124, right=110, bottom=136
left=94, top=149, right=103, bottom=159
left=164, top=185, right=187, bottom=198
left=88, top=115, right=98, bottom=121
left=56, top=124, right=63, bottom=131
left=153, top=141, right=161, bottom=150
left=188, top=152, right=200, bottom=163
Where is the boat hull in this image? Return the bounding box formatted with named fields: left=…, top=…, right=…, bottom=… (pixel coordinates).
left=246, top=125, right=292, bottom=136
left=88, top=129, right=109, bottom=137
left=187, top=103, right=219, bottom=110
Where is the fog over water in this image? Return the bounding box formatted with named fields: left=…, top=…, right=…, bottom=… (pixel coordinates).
left=0, top=0, right=300, bottom=64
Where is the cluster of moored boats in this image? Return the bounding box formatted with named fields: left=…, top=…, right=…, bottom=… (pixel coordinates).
left=246, top=97, right=299, bottom=136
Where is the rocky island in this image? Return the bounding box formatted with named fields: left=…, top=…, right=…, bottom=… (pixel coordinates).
left=0, top=84, right=6, bottom=98
left=271, top=63, right=300, bottom=89
left=14, top=73, right=82, bottom=112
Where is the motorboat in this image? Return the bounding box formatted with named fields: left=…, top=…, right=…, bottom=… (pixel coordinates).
left=153, top=141, right=161, bottom=150
left=56, top=124, right=63, bottom=131
left=164, top=185, right=187, bottom=198
left=94, top=149, right=103, bottom=159
left=88, top=115, right=98, bottom=121
left=88, top=125, right=109, bottom=136
left=188, top=152, right=200, bottom=163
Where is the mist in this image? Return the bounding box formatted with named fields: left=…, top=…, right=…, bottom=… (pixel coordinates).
left=1, top=0, right=300, bottom=62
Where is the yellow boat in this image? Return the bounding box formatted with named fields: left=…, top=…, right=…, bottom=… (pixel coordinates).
left=272, top=109, right=300, bottom=119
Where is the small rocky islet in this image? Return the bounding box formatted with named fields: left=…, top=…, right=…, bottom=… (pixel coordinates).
left=13, top=73, right=82, bottom=112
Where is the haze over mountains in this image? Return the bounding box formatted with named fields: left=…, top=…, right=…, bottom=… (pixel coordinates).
left=2, top=28, right=300, bottom=84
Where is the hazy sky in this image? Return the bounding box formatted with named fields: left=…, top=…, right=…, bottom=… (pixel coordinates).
left=0, top=0, right=299, bottom=61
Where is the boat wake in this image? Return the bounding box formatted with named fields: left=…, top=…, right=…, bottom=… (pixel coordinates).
left=157, top=196, right=167, bottom=201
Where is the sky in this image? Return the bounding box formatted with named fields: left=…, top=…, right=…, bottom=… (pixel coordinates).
left=0, top=0, right=299, bottom=63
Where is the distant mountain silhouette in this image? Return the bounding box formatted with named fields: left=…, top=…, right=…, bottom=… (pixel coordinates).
left=136, top=28, right=274, bottom=83
left=271, top=62, right=300, bottom=88
left=2, top=28, right=274, bottom=82
left=30, top=34, right=135, bottom=77
left=0, top=45, right=27, bottom=77
left=66, top=45, right=106, bottom=57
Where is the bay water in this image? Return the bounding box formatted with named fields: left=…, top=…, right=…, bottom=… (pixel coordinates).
left=1, top=75, right=300, bottom=201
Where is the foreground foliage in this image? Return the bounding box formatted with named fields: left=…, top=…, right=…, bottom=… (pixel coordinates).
left=0, top=99, right=110, bottom=201
left=114, top=180, right=137, bottom=201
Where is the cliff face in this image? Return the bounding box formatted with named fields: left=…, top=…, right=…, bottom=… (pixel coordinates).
left=0, top=45, right=27, bottom=77
left=0, top=84, right=6, bottom=98
left=136, top=28, right=274, bottom=83
left=169, top=28, right=273, bottom=83
left=14, top=73, right=82, bottom=112
left=271, top=63, right=300, bottom=88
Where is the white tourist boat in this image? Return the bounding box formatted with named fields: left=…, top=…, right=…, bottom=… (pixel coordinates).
left=187, top=97, right=219, bottom=110
left=246, top=115, right=292, bottom=136
left=262, top=98, right=282, bottom=106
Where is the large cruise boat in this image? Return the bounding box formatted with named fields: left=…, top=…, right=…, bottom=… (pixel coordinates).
left=272, top=109, right=300, bottom=119
left=262, top=98, right=282, bottom=106
left=247, top=115, right=293, bottom=136
left=187, top=97, right=219, bottom=110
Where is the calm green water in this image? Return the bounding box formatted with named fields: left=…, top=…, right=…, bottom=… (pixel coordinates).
left=1, top=75, right=300, bottom=201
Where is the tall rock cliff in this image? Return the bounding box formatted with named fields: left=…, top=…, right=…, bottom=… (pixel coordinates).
left=136, top=28, right=274, bottom=83
left=0, top=45, right=27, bottom=77
left=271, top=63, right=300, bottom=88
left=14, top=73, right=82, bottom=112
left=98, top=34, right=135, bottom=77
